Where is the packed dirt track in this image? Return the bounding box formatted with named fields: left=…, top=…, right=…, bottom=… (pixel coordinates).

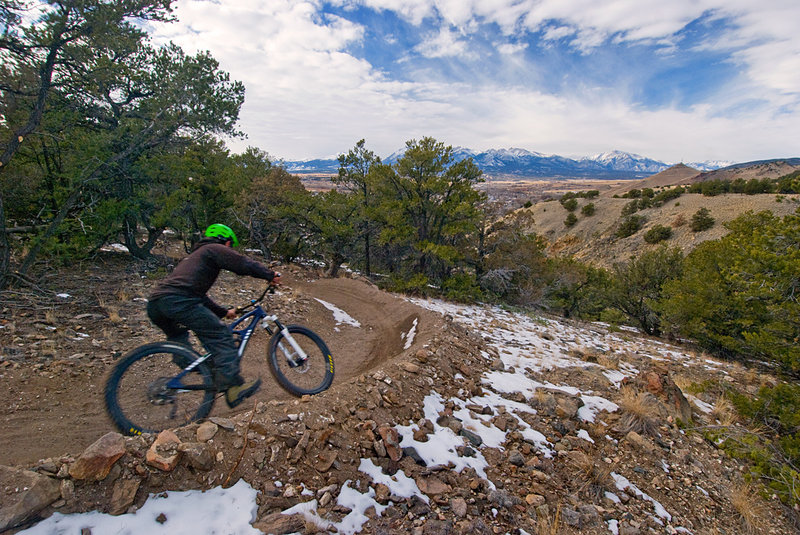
left=0, top=257, right=442, bottom=467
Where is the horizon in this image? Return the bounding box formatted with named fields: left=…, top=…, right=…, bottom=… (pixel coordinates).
left=148, top=1, right=800, bottom=163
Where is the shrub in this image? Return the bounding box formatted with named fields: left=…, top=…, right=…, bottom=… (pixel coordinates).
left=690, top=207, right=715, bottom=231
left=671, top=214, right=687, bottom=227
left=616, top=215, right=645, bottom=238
left=720, top=383, right=800, bottom=507
left=581, top=203, right=595, bottom=216
left=523, top=200, right=532, bottom=208
left=564, top=212, right=578, bottom=227
left=621, top=200, right=639, bottom=216
left=652, top=186, right=684, bottom=205
left=660, top=210, right=800, bottom=373
left=561, top=198, right=578, bottom=211
left=441, top=272, right=482, bottom=303
left=643, top=224, right=672, bottom=244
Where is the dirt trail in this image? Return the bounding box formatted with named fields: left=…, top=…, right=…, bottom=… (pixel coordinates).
left=0, top=269, right=441, bottom=468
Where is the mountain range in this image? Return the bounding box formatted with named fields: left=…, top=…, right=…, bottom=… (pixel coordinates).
left=282, top=148, right=735, bottom=179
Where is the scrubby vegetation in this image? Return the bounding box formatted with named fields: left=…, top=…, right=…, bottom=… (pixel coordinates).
left=690, top=207, right=715, bottom=231
left=643, top=224, right=672, bottom=243
left=2, top=2, right=799, bottom=511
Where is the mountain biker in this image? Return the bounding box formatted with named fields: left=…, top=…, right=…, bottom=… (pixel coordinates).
left=146, top=223, right=281, bottom=408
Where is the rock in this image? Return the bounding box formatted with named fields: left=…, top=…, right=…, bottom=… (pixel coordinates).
left=208, top=417, right=236, bottom=431
left=507, top=450, right=525, bottom=466
left=196, top=421, right=219, bottom=442
left=403, top=447, right=427, bottom=466
left=421, top=519, right=453, bottom=535
left=0, top=465, right=62, bottom=532
left=625, top=431, right=657, bottom=453
left=253, top=512, right=307, bottom=534
left=314, top=450, right=338, bottom=472
left=459, top=428, right=482, bottom=447
left=146, top=430, right=182, bottom=472
left=108, top=477, right=141, bottom=515
left=401, top=362, right=421, bottom=373
left=525, top=494, right=546, bottom=507
left=377, top=426, right=402, bottom=461
left=69, top=432, right=126, bottom=481
left=451, top=497, right=467, bottom=517
left=415, top=475, right=451, bottom=496
left=561, top=507, right=581, bottom=527
left=487, top=489, right=521, bottom=509
left=374, top=483, right=390, bottom=503
left=178, top=442, right=214, bottom=471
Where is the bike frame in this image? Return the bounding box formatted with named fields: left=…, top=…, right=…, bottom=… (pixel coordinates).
left=166, top=289, right=309, bottom=391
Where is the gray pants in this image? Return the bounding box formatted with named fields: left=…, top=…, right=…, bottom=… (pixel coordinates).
left=146, top=295, right=242, bottom=388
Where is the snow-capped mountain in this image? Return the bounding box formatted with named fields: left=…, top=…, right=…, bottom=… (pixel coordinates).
left=687, top=160, right=736, bottom=171
left=283, top=147, right=731, bottom=178
left=581, top=150, right=667, bottom=173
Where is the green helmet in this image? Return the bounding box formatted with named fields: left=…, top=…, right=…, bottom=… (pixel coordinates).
left=205, top=223, right=238, bottom=247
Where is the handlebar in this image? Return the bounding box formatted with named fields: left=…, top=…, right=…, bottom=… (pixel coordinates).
left=234, top=274, right=281, bottom=314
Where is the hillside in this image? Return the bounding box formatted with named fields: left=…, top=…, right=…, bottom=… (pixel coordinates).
left=1, top=251, right=798, bottom=534
left=522, top=163, right=800, bottom=267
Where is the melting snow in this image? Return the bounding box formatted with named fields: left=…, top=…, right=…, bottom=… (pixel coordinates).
left=315, top=298, right=361, bottom=327
left=22, top=295, right=709, bottom=534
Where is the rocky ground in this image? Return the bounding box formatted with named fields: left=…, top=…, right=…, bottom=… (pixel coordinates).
left=1, top=249, right=798, bottom=534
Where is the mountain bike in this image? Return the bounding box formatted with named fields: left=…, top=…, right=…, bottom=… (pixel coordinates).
left=104, top=285, right=334, bottom=436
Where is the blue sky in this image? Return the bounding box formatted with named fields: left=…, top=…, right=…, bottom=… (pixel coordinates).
left=149, top=1, right=800, bottom=164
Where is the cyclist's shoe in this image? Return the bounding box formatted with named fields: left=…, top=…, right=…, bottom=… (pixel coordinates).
left=225, top=378, right=262, bottom=408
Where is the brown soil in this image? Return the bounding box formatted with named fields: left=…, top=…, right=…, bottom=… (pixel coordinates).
left=0, top=254, right=441, bottom=468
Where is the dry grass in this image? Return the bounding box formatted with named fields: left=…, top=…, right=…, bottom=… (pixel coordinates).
left=730, top=483, right=769, bottom=534
left=536, top=504, right=563, bottom=535
left=597, top=353, right=620, bottom=369
left=96, top=293, right=123, bottom=323
left=617, top=387, right=661, bottom=436
left=567, top=451, right=613, bottom=500
left=711, top=394, right=738, bottom=426
left=672, top=374, right=694, bottom=393
left=671, top=214, right=687, bottom=227
left=44, top=308, right=57, bottom=324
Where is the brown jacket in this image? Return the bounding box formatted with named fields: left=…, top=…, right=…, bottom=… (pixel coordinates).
left=149, top=238, right=275, bottom=317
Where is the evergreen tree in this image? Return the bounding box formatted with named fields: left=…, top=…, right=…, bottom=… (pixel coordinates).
left=608, top=246, right=683, bottom=335
left=376, top=137, right=485, bottom=288
left=660, top=210, right=800, bottom=372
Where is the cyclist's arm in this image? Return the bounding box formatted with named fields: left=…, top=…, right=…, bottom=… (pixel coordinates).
left=202, top=295, right=229, bottom=318
left=214, top=246, right=276, bottom=281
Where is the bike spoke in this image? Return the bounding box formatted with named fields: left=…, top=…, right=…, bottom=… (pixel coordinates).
left=109, top=350, right=212, bottom=434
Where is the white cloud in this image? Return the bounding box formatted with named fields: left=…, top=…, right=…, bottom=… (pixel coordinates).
left=146, top=0, right=800, bottom=162
left=414, top=25, right=471, bottom=58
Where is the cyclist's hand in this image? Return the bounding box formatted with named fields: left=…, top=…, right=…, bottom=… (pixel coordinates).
left=225, top=308, right=237, bottom=319
left=271, top=272, right=282, bottom=286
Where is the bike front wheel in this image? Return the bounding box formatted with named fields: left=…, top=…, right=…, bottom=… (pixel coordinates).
left=104, top=342, right=215, bottom=436
left=268, top=325, right=334, bottom=396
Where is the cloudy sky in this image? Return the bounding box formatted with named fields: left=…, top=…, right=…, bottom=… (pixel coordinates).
left=148, top=0, right=800, bottom=164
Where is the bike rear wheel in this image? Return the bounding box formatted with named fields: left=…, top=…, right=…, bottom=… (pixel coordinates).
left=268, top=325, right=334, bottom=396
left=104, top=342, right=215, bottom=436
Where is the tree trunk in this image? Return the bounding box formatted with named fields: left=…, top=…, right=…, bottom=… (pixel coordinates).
left=0, top=195, right=9, bottom=288
left=122, top=217, right=163, bottom=260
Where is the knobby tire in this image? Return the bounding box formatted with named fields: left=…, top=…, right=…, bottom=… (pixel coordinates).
left=268, top=325, right=334, bottom=396
left=104, top=342, right=215, bottom=436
